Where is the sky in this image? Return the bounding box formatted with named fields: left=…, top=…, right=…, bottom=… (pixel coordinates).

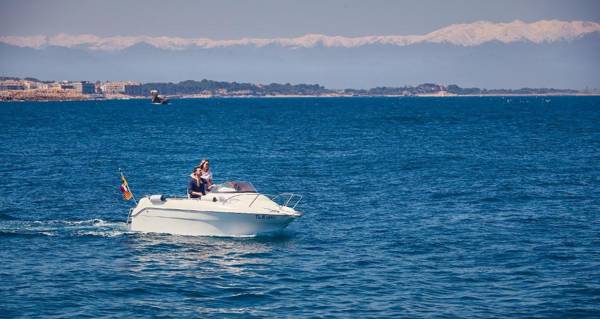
left=1, top=0, right=599, bottom=38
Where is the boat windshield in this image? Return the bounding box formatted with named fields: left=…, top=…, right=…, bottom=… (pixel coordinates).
left=212, top=181, right=257, bottom=193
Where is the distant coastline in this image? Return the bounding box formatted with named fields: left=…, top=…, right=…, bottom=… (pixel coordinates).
left=1, top=76, right=598, bottom=102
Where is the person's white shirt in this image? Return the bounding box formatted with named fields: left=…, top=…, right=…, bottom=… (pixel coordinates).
left=201, top=169, right=212, bottom=182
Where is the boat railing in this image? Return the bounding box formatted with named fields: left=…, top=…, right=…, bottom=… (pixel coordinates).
left=219, top=193, right=261, bottom=206
left=268, top=193, right=303, bottom=209
left=220, top=192, right=302, bottom=209
left=126, top=208, right=134, bottom=224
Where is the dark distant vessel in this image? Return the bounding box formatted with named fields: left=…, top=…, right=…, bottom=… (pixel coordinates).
left=150, top=90, right=169, bottom=104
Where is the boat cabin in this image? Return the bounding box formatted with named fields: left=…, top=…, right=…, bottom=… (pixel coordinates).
left=211, top=181, right=257, bottom=193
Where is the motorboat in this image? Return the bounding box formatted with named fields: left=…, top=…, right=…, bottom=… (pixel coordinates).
left=150, top=89, right=169, bottom=104
left=127, top=181, right=302, bottom=237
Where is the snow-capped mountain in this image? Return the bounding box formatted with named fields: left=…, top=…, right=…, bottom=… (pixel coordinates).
left=1, top=20, right=598, bottom=88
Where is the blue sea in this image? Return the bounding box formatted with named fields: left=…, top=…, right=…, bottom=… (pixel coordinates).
left=1, top=97, right=599, bottom=318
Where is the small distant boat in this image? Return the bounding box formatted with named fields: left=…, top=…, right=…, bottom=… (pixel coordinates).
left=150, top=90, right=169, bottom=105
left=127, top=181, right=302, bottom=237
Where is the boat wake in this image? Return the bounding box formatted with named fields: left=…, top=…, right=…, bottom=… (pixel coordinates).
left=0, top=218, right=130, bottom=238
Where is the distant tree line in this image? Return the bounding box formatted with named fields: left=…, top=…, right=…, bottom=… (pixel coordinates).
left=343, top=83, right=579, bottom=96
left=139, top=79, right=329, bottom=96
left=1, top=76, right=581, bottom=96
left=141, top=80, right=578, bottom=97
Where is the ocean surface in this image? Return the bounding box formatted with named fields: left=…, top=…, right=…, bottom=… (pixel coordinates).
left=0, top=97, right=599, bottom=318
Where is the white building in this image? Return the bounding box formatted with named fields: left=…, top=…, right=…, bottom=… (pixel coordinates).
left=71, top=81, right=96, bottom=94
left=101, top=81, right=140, bottom=94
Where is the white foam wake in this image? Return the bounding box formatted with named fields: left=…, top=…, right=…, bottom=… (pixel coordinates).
left=0, top=218, right=130, bottom=238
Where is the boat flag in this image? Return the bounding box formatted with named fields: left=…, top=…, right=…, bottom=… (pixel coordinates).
left=119, top=171, right=134, bottom=201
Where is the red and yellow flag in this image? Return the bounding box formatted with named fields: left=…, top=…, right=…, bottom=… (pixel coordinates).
left=119, top=174, right=133, bottom=201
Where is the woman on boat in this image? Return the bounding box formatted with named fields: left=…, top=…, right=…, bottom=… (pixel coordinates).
left=198, top=159, right=213, bottom=191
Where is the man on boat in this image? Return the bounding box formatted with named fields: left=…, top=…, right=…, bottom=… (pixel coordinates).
left=188, top=167, right=205, bottom=198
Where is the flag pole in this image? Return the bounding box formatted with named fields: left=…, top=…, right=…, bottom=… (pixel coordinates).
left=119, top=168, right=138, bottom=205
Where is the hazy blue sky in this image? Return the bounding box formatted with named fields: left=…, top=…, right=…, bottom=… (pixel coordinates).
left=1, top=0, right=599, bottom=38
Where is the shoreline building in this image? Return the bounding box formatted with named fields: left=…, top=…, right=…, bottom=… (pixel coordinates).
left=54, top=80, right=97, bottom=94
left=22, top=81, right=48, bottom=90
left=72, top=81, right=96, bottom=94
left=0, top=80, right=25, bottom=91
left=101, top=81, right=140, bottom=95
left=59, top=82, right=76, bottom=92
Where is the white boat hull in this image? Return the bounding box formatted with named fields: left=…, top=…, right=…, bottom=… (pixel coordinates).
left=128, top=190, right=302, bottom=237
left=129, top=208, right=297, bottom=237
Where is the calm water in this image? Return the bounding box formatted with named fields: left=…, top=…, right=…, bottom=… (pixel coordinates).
left=1, top=97, right=599, bottom=318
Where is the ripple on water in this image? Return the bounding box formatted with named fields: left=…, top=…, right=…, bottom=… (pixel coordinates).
left=1, top=97, right=599, bottom=317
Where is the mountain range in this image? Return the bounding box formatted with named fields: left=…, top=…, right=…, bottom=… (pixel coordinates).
left=1, top=20, right=599, bottom=89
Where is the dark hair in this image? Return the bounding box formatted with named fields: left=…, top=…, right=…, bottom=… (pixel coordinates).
left=199, top=160, right=209, bottom=170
